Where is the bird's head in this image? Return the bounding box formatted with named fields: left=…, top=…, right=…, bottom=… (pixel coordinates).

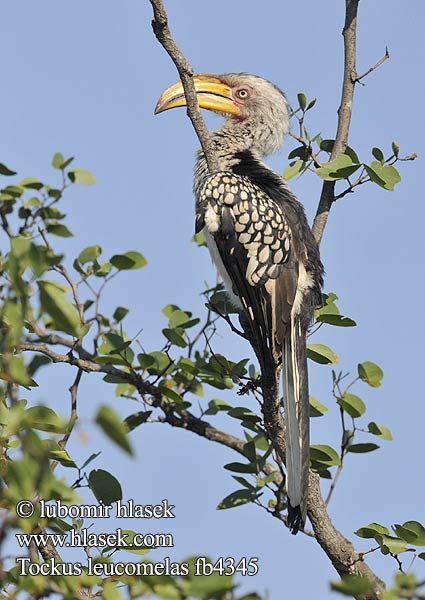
left=155, top=73, right=290, bottom=157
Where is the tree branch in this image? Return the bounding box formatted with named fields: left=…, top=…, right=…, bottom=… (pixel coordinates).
left=18, top=343, right=161, bottom=399
left=312, top=0, right=359, bottom=244
left=149, top=0, right=219, bottom=172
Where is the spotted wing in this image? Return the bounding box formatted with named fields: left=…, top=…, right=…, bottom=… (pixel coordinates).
left=196, top=171, right=298, bottom=369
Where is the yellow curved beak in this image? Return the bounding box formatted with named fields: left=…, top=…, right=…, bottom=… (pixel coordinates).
left=154, top=74, right=241, bottom=116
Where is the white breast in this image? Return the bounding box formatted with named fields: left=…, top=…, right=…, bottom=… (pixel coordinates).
left=203, top=228, right=243, bottom=310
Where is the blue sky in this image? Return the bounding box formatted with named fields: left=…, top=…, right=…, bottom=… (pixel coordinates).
left=1, top=1, right=424, bottom=598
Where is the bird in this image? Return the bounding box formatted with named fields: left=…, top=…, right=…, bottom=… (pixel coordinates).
left=155, top=73, right=324, bottom=533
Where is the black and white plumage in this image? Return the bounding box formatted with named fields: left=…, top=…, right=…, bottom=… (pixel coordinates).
left=155, top=73, right=324, bottom=534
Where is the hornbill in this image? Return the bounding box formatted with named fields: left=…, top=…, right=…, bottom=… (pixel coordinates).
left=155, top=73, right=324, bottom=533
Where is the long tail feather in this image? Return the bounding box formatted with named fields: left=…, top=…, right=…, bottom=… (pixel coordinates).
left=283, top=315, right=310, bottom=534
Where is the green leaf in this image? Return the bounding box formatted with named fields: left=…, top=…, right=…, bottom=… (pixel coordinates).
left=224, top=462, right=257, bottom=474
left=297, top=93, right=307, bottom=111
left=113, top=306, right=129, bottom=322
left=81, top=452, right=102, bottom=470
left=162, top=328, right=187, bottom=348
left=368, top=422, right=392, bottom=440
left=137, top=353, right=156, bottom=369
left=345, top=145, right=360, bottom=164
left=162, top=304, right=180, bottom=318
left=168, top=309, right=199, bottom=330
left=309, top=396, right=328, bottom=417
left=110, top=251, right=147, bottom=270
left=38, top=279, right=82, bottom=337
left=331, top=575, right=373, bottom=597
left=124, top=410, right=152, bottom=432
left=310, top=444, right=340, bottom=466
left=94, top=260, right=112, bottom=277
left=207, top=290, right=240, bottom=314
left=288, top=146, right=309, bottom=161
left=50, top=450, right=77, bottom=468
left=376, top=534, right=411, bottom=555
left=103, top=373, right=129, bottom=384
left=97, top=334, right=133, bottom=362
left=243, top=441, right=257, bottom=463
left=233, top=476, right=256, bottom=490
left=103, top=583, right=123, bottom=600
left=204, top=399, right=231, bottom=415
left=1, top=355, right=37, bottom=389
left=159, top=386, right=186, bottom=406
left=365, top=161, right=401, bottom=191
left=52, top=152, right=65, bottom=169
left=228, top=407, right=261, bottom=422
left=364, top=164, right=386, bottom=187
left=217, top=488, right=261, bottom=510
left=19, top=177, right=44, bottom=190
left=315, top=292, right=340, bottom=317
left=147, top=351, right=171, bottom=374
left=372, top=147, right=384, bottom=162
left=319, top=139, right=335, bottom=152
left=358, top=361, right=384, bottom=387
left=338, top=393, right=366, bottom=418
left=331, top=164, right=362, bottom=179
left=68, top=168, right=96, bottom=185
left=0, top=162, right=17, bottom=176
left=26, top=406, right=66, bottom=434
left=315, top=154, right=353, bottom=180
left=316, top=314, right=356, bottom=327
left=392, top=524, right=420, bottom=545
left=256, top=472, right=277, bottom=487
left=306, top=98, right=316, bottom=110
left=27, top=355, right=51, bottom=377
left=347, top=443, right=379, bottom=453
left=10, top=235, right=31, bottom=259
left=46, top=223, right=73, bottom=238
left=355, top=522, right=390, bottom=539
left=88, top=469, right=122, bottom=504
left=78, top=245, right=102, bottom=264
left=392, top=141, right=399, bottom=157
left=307, top=344, right=338, bottom=365
left=283, top=159, right=303, bottom=181
left=191, top=230, right=205, bottom=246
left=394, top=521, right=425, bottom=546
left=95, top=405, right=133, bottom=455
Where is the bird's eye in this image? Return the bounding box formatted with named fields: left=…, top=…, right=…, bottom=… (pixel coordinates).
left=235, top=88, right=249, bottom=99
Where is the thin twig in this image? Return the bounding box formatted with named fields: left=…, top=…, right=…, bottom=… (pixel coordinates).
left=149, top=0, right=218, bottom=172
left=59, top=368, right=83, bottom=450
left=0, top=209, right=13, bottom=237
left=355, top=47, right=390, bottom=83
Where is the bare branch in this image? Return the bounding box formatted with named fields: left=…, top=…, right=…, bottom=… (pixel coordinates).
left=355, top=47, right=390, bottom=84
left=18, top=343, right=160, bottom=399
left=312, top=0, right=360, bottom=244
left=149, top=0, right=219, bottom=172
